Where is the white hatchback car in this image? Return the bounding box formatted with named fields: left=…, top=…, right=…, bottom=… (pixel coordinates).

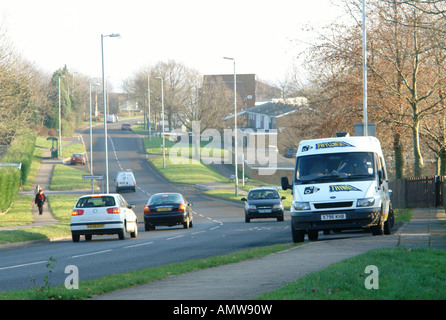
left=70, top=194, right=138, bottom=242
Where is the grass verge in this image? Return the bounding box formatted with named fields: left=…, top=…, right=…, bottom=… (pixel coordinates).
left=149, top=155, right=228, bottom=184
left=50, top=165, right=93, bottom=191
left=0, top=243, right=297, bottom=300
left=255, top=247, right=446, bottom=300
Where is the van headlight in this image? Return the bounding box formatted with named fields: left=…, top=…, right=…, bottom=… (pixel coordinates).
left=357, top=197, right=375, bottom=207
left=292, top=201, right=310, bottom=211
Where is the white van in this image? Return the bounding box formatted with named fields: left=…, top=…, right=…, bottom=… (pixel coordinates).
left=281, top=135, right=394, bottom=242
left=115, top=170, right=136, bottom=192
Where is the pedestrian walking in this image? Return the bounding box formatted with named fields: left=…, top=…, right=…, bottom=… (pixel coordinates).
left=35, top=189, right=46, bottom=215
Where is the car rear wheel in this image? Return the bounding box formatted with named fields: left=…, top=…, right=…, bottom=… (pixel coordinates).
left=118, top=226, right=126, bottom=240
left=144, top=222, right=155, bottom=231
left=130, top=221, right=138, bottom=238
left=72, top=233, right=80, bottom=243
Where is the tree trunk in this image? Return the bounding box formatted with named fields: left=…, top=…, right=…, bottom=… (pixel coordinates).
left=413, top=118, right=424, bottom=177
left=393, top=132, right=404, bottom=178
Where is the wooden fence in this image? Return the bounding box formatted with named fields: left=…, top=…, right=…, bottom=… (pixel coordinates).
left=389, top=176, right=445, bottom=209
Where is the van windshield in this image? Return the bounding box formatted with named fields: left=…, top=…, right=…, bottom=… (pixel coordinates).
left=295, top=152, right=375, bottom=184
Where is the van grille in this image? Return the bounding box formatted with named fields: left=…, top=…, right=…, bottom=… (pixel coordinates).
left=314, top=202, right=353, bottom=209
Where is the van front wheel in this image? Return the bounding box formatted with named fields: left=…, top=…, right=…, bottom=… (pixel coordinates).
left=292, top=228, right=305, bottom=243
left=372, top=210, right=385, bottom=236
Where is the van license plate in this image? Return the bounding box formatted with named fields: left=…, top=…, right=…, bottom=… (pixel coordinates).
left=321, top=214, right=346, bottom=221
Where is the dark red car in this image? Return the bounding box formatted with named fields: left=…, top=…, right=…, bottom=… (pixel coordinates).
left=121, top=123, right=131, bottom=130
left=70, top=153, right=86, bottom=165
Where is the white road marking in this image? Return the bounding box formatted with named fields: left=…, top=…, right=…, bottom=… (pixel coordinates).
left=70, top=249, right=112, bottom=259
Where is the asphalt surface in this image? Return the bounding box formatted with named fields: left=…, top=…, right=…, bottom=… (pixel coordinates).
left=3, top=134, right=446, bottom=301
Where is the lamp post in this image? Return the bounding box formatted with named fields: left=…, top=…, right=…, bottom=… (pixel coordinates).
left=89, top=80, right=100, bottom=193
left=223, top=57, right=238, bottom=196
left=362, top=0, right=368, bottom=136
left=155, top=76, right=166, bottom=168
left=58, top=75, right=65, bottom=157
left=101, top=33, right=120, bottom=193
left=148, top=71, right=152, bottom=140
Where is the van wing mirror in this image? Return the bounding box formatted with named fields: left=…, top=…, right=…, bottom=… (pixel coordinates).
left=281, top=177, right=292, bottom=191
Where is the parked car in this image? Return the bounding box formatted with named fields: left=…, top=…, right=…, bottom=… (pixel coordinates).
left=143, top=193, right=193, bottom=231
left=70, top=194, right=138, bottom=242
left=285, top=147, right=297, bottom=158
left=70, top=153, right=86, bottom=165
left=121, top=122, right=131, bottom=130
left=241, top=187, right=285, bottom=223
left=115, top=170, right=136, bottom=192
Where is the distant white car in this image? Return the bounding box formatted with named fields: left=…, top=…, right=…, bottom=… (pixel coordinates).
left=70, top=194, right=138, bottom=242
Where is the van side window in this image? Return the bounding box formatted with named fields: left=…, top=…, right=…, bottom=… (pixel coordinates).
left=379, top=157, right=387, bottom=180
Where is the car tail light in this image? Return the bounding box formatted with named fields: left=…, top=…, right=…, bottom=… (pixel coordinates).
left=144, top=206, right=151, bottom=213
left=177, top=204, right=186, bottom=212
left=107, top=207, right=121, bottom=214
left=72, top=209, right=84, bottom=216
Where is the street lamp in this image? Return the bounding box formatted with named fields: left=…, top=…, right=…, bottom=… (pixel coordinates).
left=223, top=57, right=238, bottom=196
left=89, top=80, right=100, bottom=193
left=148, top=71, right=152, bottom=140
left=101, top=33, right=120, bottom=193
left=362, top=0, right=368, bottom=136
left=58, top=74, right=65, bottom=157
left=155, top=76, right=166, bottom=168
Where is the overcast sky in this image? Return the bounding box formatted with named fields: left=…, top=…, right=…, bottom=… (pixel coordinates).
left=0, top=0, right=341, bottom=91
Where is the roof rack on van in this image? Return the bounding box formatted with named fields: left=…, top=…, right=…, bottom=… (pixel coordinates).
left=334, top=132, right=350, bottom=137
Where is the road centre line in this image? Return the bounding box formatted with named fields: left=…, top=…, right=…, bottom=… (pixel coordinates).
left=70, top=249, right=112, bottom=259
left=191, top=231, right=206, bottom=235
left=0, top=260, right=47, bottom=271
left=124, top=241, right=154, bottom=248
left=167, top=235, right=185, bottom=240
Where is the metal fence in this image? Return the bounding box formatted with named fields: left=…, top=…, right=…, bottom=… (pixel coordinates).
left=389, top=176, right=445, bottom=209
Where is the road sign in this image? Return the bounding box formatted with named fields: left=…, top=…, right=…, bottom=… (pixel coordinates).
left=82, top=175, right=104, bottom=180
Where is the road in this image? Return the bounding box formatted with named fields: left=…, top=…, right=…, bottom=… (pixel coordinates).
left=0, top=121, right=294, bottom=292
left=0, top=121, right=382, bottom=292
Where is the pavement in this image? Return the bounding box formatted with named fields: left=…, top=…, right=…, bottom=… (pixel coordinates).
left=1, top=142, right=445, bottom=300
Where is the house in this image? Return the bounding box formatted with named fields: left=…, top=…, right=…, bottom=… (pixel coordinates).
left=203, top=74, right=257, bottom=110
left=224, top=97, right=308, bottom=148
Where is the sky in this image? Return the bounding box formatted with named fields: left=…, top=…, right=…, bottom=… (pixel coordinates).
left=0, top=0, right=341, bottom=92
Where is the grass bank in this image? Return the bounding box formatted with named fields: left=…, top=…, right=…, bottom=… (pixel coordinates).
left=256, top=247, right=446, bottom=300
left=0, top=243, right=297, bottom=300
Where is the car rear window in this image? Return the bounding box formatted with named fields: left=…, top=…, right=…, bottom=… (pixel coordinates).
left=248, top=190, right=279, bottom=200
left=149, top=194, right=183, bottom=205
left=76, top=196, right=116, bottom=208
